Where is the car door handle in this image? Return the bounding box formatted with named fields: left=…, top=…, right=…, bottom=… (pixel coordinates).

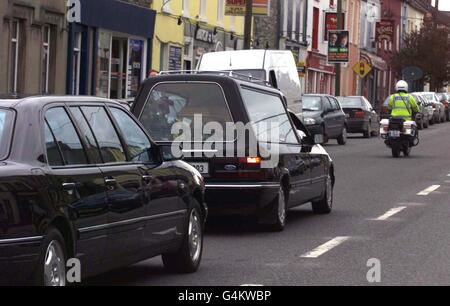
left=62, top=182, right=80, bottom=190
left=104, top=178, right=117, bottom=186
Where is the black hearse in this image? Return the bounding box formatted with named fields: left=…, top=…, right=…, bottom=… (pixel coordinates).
left=132, top=73, right=335, bottom=231
left=0, top=96, right=206, bottom=286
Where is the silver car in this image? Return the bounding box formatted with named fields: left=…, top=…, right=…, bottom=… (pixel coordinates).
left=418, top=92, right=446, bottom=123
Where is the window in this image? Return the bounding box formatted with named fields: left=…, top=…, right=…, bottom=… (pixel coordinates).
left=72, top=32, right=82, bottom=95
left=183, top=0, right=190, bottom=16
left=42, top=25, right=51, bottom=93
left=312, top=7, right=319, bottom=50
left=337, top=97, right=364, bottom=108
left=10, top=20, right=20, bottom=93
left=140, top=83, right=232, bottom=142
left=328, top=97, right=341, bottom=110
left=0, top=109, right=15, bottom=160
left=241, top=88, right=298, bottom=144
left=81, top=106, right=126, bottom=163
left=199, top=0, right=207, bottom=21
left=44, top=122, right=64, bottom=166
left=69, top=107, right=103, bottom=164
left=217, top=0, right=224, bottom=23
left=45, top=107, right=88, bottom=166
left=110, top=108, right=152, bottom=162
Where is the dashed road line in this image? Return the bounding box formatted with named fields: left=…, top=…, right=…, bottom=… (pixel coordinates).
left=300, top=237, right=350, bottom=258
left=372, top=206, right=407, bottom=221
left=417, top=185, right=441, bottom=196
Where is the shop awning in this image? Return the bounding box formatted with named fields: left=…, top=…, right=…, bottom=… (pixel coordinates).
left=79, top=0, right=156, bottom=38
left=360, top=50, right=387, bottom=71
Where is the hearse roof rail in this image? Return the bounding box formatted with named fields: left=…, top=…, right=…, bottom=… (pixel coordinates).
left=158, top=70, right=273, bottom=88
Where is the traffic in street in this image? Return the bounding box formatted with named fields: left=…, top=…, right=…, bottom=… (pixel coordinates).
left=85, top=121, right=450, bottom=286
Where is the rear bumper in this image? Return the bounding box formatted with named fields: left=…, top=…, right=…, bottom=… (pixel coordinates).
left=0, top=236, right=42, bottom=285
left=205, top=183, right=280, bottom=216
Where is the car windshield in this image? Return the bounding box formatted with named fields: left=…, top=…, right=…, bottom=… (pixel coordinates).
left=436, top=93, right=448, bottom=101
left=0, top=109, right=15, bottom=160
left=139, top=83, right=233, bottom=142
left=337, top=97, right=363, bottom=108
left=302, top=96, right=323, bottom=111
left=424, top=94, right=436, bottom=101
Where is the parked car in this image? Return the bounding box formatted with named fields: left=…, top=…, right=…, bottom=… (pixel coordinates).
left=418, top=92, right=445, bottom=123
left=436, top=92, right=450, bottom=121
left=132, top=73, right=335, bottom=231
left=336, top=96, right=380, bottom=138
left=0, top=96, right=206, bottom=286
left=302, top=94, right=347, bottom=145
left=197, top=50, right=303, bottom=117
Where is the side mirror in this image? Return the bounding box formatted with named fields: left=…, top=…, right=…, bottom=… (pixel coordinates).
left=154, top=144, right=184, bottom=162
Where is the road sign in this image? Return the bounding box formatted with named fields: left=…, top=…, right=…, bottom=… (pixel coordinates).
left=353, top=61, right=372, bottom=78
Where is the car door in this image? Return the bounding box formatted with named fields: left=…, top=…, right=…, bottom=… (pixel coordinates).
left=327, top=97, right=343, bottom=137
left=78, top=105, right=146, bottom=260
left=43, top=106, right=108, bottom=273
left=107, top=106, right=185, bottom=250
left=322, top=97, right=336, bottom=137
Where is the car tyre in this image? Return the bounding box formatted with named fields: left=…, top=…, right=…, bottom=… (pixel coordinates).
left=312, top=173, right=333, bottom=214
left=337, top=127, right=347, bottom=145
left=162, top=200, right=204, bottom=274
left=34, top=227, right=67, bottom=286
left=363, top=124, right=371, bottom=138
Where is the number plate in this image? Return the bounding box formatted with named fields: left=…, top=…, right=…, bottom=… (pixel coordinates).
left=190, top=163, right=209, bottom=174
left=389, top=130, right=401, bottom=137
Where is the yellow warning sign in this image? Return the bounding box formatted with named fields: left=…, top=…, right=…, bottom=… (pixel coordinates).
left=353, top=61, right=372, bottom=78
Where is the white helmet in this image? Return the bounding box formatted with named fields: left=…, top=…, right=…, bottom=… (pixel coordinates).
left=395, top=80, right=408, bottom=92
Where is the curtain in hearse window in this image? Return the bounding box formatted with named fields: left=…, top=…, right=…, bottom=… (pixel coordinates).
left=0, top=109, right=15, bottom=160
left=139, top=83, right=233, bottom=142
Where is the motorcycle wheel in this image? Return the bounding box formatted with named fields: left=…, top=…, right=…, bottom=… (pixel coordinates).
left=392, top=146, right=401, bottom=158
left=403, top=144, right=411, bottom=157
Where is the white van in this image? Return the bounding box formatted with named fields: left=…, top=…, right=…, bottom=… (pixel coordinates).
left=197, top=50, right=303, bottom=116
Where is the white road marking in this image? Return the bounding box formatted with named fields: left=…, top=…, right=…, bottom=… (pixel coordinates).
left=373, top=206, right=407, bottom=221
left=301, top=237, right=350, bottom=258
left=417, top=185, right=441, bottom=196
left=241, top=284, right=264, bottom=287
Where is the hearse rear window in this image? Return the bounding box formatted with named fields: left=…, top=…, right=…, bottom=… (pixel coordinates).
left=0, top=109, right=14, bottom=160
left=139, top=83, right=232, bottom=142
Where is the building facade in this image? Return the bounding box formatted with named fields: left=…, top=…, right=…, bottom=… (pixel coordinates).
left=152, top=0, right=245, bottom=73
left=0, top=0, right=68, bottom=95
left=66, top=0, right=156, bottom=99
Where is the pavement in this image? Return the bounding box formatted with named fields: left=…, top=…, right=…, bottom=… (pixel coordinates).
left=85, top=121, right=450, bottom=286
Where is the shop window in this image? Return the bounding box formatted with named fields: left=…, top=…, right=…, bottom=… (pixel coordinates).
left=9, top=20, right=20, bottom=93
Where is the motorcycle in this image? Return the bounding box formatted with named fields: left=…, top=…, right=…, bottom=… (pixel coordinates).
left=380, top=117, right=420, bottom=158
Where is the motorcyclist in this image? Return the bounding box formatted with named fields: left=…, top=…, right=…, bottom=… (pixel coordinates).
left=387, top=80, right=421, bottom=143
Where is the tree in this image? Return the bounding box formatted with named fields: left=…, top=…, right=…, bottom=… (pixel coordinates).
left=391, top=20, right=450, bottom=91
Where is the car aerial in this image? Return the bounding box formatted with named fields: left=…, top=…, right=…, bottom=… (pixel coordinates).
left=132, top=73, right=335, bottom=231
left=302, top=94, right=347, bottom=145
left=0, top=96, right=206, bottom=286
left=336, top=96, right=380, bottom=138
left=436, top=92, right=450, bottom=121
left=418, top=92, right=445, bottom=123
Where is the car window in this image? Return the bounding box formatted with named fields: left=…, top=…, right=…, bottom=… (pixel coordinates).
left=329, top=97, right=341, bottom=110
left=45, top=107, right=88, bottom=166
left=0, top=109, right=14, bottom=160
left=302, top=96, right=323, bottom=111
left=81, top=106, right=126, bottom=163
left=337, top=97, right=363, bottom=108
left=241, top=88, right=298, bottom=144
left=110, top=107, right=152, bottom=163
left=69, top=107, right=103, bottom=164
left=140, top=83, right=233, bottom=142
left=44, top=121, right=64, bottom=166
left=323, top=98, right=334, bottom=111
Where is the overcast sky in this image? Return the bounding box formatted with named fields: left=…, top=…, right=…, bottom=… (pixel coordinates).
left=432, top=0, right=450, bottom=11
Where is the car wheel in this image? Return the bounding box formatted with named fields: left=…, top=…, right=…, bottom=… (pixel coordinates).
left=430, top=118, right=434, bottom=125
left=363, top=124, right=371, bottom=138
left=312, top=173, right=333, bottom=214
left=337, top=127, right=347, bottom=145
left=162, top=200, right=204, bottom=273
left=34, top=227, right=67, bottom=286
left=424, top=119, right=429, bottom=129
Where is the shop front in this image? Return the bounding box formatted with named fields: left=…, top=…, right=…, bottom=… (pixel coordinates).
left=360, top=50, right=387, bottom=109
left=66, top=0, right=156, bottom=99
left=306, top=51, right=335, bottom=94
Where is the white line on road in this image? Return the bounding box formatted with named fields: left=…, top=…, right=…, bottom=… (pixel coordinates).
left=417, top=185, right=441, bottom=196
left=373, top=206, right=407, bottom=221
left=300, top=237, right=350, bottom=258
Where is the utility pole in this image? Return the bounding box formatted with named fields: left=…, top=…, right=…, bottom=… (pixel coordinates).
left=334, top=0, right=342, bottom=97
left=244, top=0, right=253, bottom=49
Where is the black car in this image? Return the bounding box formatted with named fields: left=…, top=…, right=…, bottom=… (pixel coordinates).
left=132, top=74, right=335, bottom=231
left=0, top=96, right=206, bottom=286
left=336, top=96, right=380, bottom=138
left=302, top=94, right=347, bottom=145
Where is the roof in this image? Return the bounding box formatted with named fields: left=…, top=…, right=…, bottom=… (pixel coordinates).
left=0, top=95, right=119, bottom=108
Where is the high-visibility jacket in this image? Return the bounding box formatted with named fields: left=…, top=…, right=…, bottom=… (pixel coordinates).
left=388, top=92, right=420, bottom=121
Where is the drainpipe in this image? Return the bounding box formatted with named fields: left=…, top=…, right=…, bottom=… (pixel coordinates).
left=302, top=0, right=308, bottom=45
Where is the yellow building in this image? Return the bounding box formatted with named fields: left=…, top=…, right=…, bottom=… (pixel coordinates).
left=151, top=0, right=245, bottom=72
